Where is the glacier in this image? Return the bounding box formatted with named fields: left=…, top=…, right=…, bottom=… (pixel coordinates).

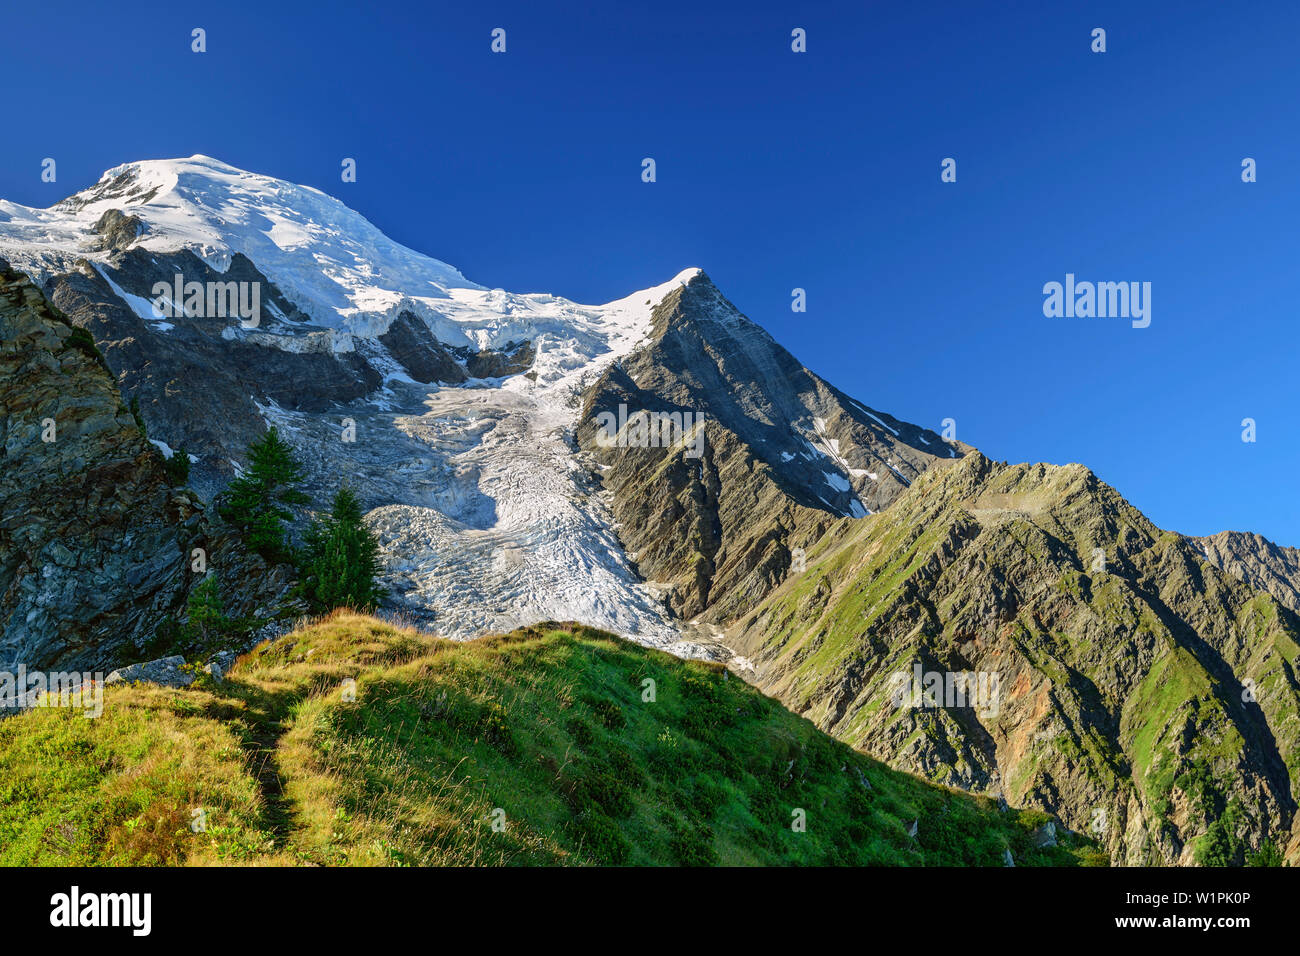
left=0, top=156, right=719, bottom=653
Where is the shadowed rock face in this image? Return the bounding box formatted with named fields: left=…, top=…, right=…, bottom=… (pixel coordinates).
left=1195, top=530, right=1300, bottom=616
left=727, top=452, right=1300, bottom=866
left=0, top=262, right=295, bottom=671
left=91, top=208, right=146, bottom=253
left=378, top=311, right=535, bottom=384
left=465, top=340, right=534, bottom=379
left=0, top=261, right=195, bottom=670
left=41, top=248, right=382, bottom=501
left=577, top=270, right=965, bottom=622
left=378, top=311, right=468, bottom=384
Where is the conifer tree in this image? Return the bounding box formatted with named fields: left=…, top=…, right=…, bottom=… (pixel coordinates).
left=300, top=486, right=386, bottom=612
left=218, top=426, right=309, bottom=558
left=185, top=575, right=228, bottom=646
left=162, top=444, right=191, bottom=486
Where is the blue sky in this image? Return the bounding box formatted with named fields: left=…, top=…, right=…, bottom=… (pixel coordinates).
left=2, top=0, right=1296, bottom=543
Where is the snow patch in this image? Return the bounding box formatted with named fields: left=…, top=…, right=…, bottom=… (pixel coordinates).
left=852, top=401, right=900, bottom=437
left=823, top=471, right=851, bottom=492
left=93, top=264, right=174, bottom=332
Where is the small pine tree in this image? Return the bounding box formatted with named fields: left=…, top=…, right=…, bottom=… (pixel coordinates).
left=218, top=427, right=309, bottom=558
left=185, top=575, right=227, bottom=646
left=300, top=486, right=386, bottom=612
left=129, top=395, right=147, bottom=438
left=162, top=444, right=191, bottom=486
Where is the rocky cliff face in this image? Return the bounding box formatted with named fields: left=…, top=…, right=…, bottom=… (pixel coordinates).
left=726, top=452, right=1300, bottom=865
left=577, top=271, right=967, bottom=623
left=0, top=261, right=292, bottom=671
left=0, top=261, right=198, bottom=670
left=1195, top=530, right=1300, bottom=616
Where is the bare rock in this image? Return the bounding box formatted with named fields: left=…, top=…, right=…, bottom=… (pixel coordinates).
left=105, top=655, right=193, bottom=688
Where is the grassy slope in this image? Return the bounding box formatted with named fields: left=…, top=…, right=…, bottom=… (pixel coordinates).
left=0, top=612, right=1102, bottom=866
left=728, top=454, right=1300, bottom=865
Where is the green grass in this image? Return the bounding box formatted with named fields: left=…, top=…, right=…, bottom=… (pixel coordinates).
left=0, top=612, right=1103, bottom=866
left=0, top=687, right=269, bottom=864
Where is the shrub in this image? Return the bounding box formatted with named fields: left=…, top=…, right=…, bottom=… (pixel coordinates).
left=162, top=445, right=191, bottom=486
left=572, top=811, right=631, bottom=864
left=129, top=396, right=147, bottom=438
left=65, top=326, right=110, bottom=372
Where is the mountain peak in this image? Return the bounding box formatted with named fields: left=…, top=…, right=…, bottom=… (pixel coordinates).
left=3, top=155, right=481, bottom=327
left=0, top=158, right=714, bottom=343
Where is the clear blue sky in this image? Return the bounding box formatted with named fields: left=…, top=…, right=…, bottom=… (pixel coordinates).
left=3, top=1, right=1296, bottom=543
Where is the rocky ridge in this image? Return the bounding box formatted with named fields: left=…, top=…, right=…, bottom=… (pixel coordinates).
left=577, top=271, right=968, bottom=623
left=725, top=452, right=1300, bottom=865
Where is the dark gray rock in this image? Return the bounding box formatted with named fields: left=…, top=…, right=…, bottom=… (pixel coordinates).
left=0, top=262, right=299, bottom=672
left=105, top=655, right=194, bottom=688
left=0, top=263, right=194, bottom=671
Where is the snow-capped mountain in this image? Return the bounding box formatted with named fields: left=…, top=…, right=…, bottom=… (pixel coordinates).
left=14, top=158, right=1300, bottom=867
left=1, top=155, right=476, bottom=330
left=0, top=155, right=677, bottom=372
left=0, top=156, right=958, bottom=657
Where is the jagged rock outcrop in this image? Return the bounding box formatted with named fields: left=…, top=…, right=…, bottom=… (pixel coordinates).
left=578, top=270, right=967, bottom=622
left=105, top=655, right=194, bottom=688
left=728, top=452, right=1300, bottom=866
left=0, top=261, right=294, bottom=671
left=378, top=311, right=468, bottom=383
left=1195, top=530, right=1300, bottom=616
left=378, top=312, right=536, bottom=385
left=91, top=208, right=146, bottom=253
left=0, top=262, right=197, bottom=669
